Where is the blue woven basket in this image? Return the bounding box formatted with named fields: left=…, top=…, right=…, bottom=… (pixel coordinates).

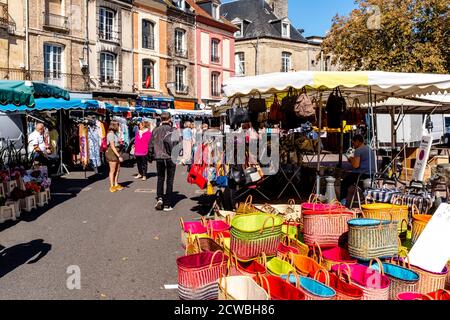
left=281, top=274, right=336, bottom=300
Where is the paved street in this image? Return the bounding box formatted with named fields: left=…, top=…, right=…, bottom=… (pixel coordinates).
left=0, top=163, right=208, bottom=300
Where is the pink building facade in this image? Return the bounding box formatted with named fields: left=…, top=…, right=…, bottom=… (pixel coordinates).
left=188, top=0, right=237, bottom=108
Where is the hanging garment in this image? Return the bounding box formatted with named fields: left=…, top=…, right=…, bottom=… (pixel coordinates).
left=88, top=125, right=101, bottom=168
left=79, top=124, right=89, bottom=167
left=96, top=120, right=108, bottom=152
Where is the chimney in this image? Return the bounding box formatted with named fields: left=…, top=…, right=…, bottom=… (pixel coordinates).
left=265, top=0, right=288, bottom=19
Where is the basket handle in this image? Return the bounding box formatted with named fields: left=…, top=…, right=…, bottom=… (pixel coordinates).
left=336, top=263, right=352, bottom=281
left=436, top=289, right=450, bottom=300
left=201, top=216, right=207, bottom=227
left=313, top=268, right=330, bottom=286
left=288, top=199, right=296, bottom=206
left=245, top=195, right=253, bottom=206
left=284, top=270, right=300, bottom=288
left=179, top=217, right=185, bottom=231
left=257, top=252, right=267, bottom=267
left=218, top=274, right=229, bottom=300
left=260, top=215, right=276, bottom=234
left=422, top=293, right=435, bottom=300
left=411, top=204, right=419, bottom=216
left=308, top=194, right=318, bottom=203
left=255, top=272, right=271, bottom=297
left=312, top=241, right=323, bottom=265
left=281, top=234, right=291, bottom=247
left=369, top=257, right=385, bottom=275
left=209, top=250, right=225, bottom=269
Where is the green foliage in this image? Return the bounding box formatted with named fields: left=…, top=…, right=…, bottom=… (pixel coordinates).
left=322, top=0, right=449, bottom=73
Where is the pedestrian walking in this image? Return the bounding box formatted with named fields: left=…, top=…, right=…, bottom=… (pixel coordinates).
left=105, top=121, right=124, bottom=193
left=134, top=121, right=152, bottom=181
left=182, top=121, right=193, bottom=165
left=149, top=112, right=181, bottom=211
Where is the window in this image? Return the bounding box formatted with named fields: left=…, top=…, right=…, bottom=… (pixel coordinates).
left=44, top=44, right=62, bottom=80
left=281, top=52, right=291, bottom=72
left=235, top=52, right=245, bottom=76
left=211, top=39, right=220, bottom=63
left=100, top=52, right=116, bottom=83
left=142, top=20, right=155, bottom=50
left=99, top=7, right=117, bottom=41
left=211, top=72, right=220, bottom=97
left=282, top=22, right=290, bottom=38
left=142, top=59, right=155, bottom=89
left=175, top=65, right=186, bottom=93
left=212, top=3, right=220, bottom=20
left=174, top=29, right=186, bottom=57
left=234, top=22, right=243, bottom=38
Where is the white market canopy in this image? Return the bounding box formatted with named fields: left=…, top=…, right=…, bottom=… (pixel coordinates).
left=222, top=71, right=450, bottom=101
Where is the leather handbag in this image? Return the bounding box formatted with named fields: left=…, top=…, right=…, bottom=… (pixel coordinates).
left=281, top=88, right=298, bottom=113
left=326, top=87, right=347, bottom=128
left=248, top=92, right=267, bottom=113
left=227, top=97, right=250, bottom=128
left=295, top=88, right=316, bottom=118
left=268, top=94, right=285, bottom=123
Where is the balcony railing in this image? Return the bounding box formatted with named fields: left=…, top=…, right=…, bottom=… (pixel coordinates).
left=43, top=12, right=69, bottom=32
left=211, top=55, right=220, bottom=63
left=100, top=77, right=121, bottom=88
left=211, top=90, right=221, bottom=97
left=174, top=48, right=187, bottom=58
left=0, top=2, right=8, bottom=26
left=0, top=68, right=90, bottom=92
left=98, top=29, right=120, bottom=43
left=175, top=84, right=188, bottom=94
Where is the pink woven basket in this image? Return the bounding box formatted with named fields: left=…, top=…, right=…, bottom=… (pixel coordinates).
left=302, top=209, right=355, bottom=247
left=177, top=251, right=228, bottom=289
left=331, top=262, right=390, bottom=300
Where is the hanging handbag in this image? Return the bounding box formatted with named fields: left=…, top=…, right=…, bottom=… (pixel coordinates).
left=227, top=97, right=250, bottom=128
left=248, top=92, right=267, bottom=113
left=281, top=88, right=298, bottom=113
left=294, top=88, right=316, bottom=118
left=268, top=94, right=285, bottom=123
left=326, top=87, right=347, bottom=128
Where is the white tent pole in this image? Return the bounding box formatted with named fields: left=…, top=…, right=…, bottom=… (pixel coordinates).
left=315, top=90, right=323, bottom=196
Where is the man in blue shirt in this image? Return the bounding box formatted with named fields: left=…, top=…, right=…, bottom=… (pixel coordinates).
left=341, top=134, right=377, bottom=206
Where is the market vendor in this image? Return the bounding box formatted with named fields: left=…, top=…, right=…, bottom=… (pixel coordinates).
left=341, top=134, right=377, bottom=206
left=28, top=123, right=57, bottom=167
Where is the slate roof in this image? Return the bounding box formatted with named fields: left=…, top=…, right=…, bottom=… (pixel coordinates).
left=221, top=0, right=308, bottom=43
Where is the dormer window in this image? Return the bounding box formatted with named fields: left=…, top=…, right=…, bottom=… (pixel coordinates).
left=282, top=22, right=290, bottom=38
left=212, top=3, right=220, bottom=20
left=234, top=22, right=243, bottom=38
left=174, top=0, right=185, bottom=10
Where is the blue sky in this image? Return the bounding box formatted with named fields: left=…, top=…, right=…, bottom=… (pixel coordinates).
left=222, top=0, right=358, bottom=37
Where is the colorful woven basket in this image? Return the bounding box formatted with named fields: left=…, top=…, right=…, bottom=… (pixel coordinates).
left=347, top=218, right=398, bottom=261
left=282, top=270, right=336, bottom=300
left=411, top=206, right=432, bottom=246
left=253, top=273, right=306, bottom=300
left=218, top=275, right=270, bottom=300
left=314, top=269, right=363, bottom=300
left=266, top=256, right=296, bottom=276
left=370, top=258, right=420, bottom=300
left=315, top=244, right=357, bottom=271
left=360, top=201, right=408, bottom=235
left=331, top=263, right=391, bottom=300
left=302, top=208, right=355, bottom=247
left=230, top=214, right=284, bottom=261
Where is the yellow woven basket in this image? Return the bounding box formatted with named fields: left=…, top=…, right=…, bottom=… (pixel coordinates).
left=361, top=202, right=408, bottom=234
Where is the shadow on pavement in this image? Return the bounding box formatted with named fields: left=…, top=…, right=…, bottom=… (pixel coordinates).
left=0, top=239, right=52, bottom=278
left=0, top=171, right=108, bottom=233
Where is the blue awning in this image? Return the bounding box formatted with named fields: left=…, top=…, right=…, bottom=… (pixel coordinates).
left=138, top=95, right=174, bottom=102
left=0, top=97, right=107, bottom=112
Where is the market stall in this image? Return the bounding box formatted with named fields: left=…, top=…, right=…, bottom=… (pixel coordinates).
left=177, top=71, right=450, bottom=301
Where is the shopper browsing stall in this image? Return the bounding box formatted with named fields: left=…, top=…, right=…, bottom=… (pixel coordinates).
left=134, top=121, right=152, bottom=181
left=106, top=121, right=124, bottom=193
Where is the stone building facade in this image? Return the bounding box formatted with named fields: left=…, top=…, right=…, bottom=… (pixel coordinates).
left=222, top=0, right=336, bottom=77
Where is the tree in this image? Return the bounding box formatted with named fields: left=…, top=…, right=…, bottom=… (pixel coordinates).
left=322, top=0, right=449, bottom=73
